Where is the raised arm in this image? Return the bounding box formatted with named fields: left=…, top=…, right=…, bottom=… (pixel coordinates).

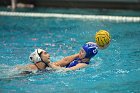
left=52, top=53, right=79, bottom=67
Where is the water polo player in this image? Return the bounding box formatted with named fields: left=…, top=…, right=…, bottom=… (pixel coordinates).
left=16, top=48, right=79, bottom=73
left=66, top=42, right=98, bottom=68
left=16, top=49, right=51, bottom=74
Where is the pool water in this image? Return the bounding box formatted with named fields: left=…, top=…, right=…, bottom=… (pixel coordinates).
left=0, top=8, right=140, bottom=93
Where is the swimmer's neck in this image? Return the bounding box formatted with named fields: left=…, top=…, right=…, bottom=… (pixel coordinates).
left=35, top=61, right=49, bottom=70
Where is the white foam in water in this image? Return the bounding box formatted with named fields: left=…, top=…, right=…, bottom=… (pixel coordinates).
left=0, top=11, right=140, bottom=22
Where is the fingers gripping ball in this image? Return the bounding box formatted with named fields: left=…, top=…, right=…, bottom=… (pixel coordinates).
left=95, top=30, right=111, bottom=48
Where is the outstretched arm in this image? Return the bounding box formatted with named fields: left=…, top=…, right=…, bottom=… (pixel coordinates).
left=64, top=63, right=88, bottom=71
left=52, top=54, right=79, bottom=67
left=48, top=63, right=87, bottom=72
left=16, top=64, right=37, bottom=71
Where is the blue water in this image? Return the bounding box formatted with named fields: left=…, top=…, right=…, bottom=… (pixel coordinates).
left=0, top=8, right=140, bottom=93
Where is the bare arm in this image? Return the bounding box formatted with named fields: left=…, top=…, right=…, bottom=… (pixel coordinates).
left=52, top=54, right=79, bottom=67
left=16, top=64, right=37, bottom=71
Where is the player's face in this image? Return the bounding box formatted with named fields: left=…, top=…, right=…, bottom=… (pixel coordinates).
left=40, top=51, right=51, bottom=63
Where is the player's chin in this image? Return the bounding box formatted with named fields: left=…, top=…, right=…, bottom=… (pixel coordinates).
left=46, top=59, right=51, bottom=64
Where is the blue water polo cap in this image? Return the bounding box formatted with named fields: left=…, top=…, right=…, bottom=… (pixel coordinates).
left=82, top=42, right=98, bottom=58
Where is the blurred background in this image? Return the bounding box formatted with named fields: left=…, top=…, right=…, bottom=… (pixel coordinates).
left=0, top=0, right=140, bottom=10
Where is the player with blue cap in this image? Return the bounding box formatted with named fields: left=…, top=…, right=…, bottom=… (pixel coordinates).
left=82, top=42, right=98, bottom=59
left=66, top=42, right=98, bottom=68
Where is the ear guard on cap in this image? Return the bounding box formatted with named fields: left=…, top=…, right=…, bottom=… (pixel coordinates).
left=29, top=49, right=44, bottom=63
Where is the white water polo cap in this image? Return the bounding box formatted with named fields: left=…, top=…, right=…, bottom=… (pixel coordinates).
left=29, top=49, right=45, bottom=63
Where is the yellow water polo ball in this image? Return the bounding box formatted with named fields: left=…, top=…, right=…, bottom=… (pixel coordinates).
left=95, top=30, right=111, bottom=48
